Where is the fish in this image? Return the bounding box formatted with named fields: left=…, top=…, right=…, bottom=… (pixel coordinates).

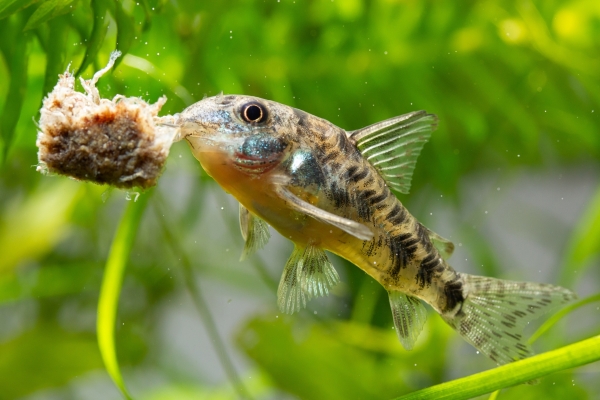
left=176, top=94, right=576, bottom=365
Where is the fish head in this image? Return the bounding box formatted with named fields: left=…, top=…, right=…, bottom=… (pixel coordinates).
left=178, top=94, right=297, bottom=180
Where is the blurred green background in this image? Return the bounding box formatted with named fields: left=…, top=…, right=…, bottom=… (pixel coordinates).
left=1, top=0, right=599, bottom=399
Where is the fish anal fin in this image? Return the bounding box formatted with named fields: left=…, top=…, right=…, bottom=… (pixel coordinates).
left=239, top=203, right=271, bottom=261
left=442, top=274, right=577, bottom=365
left=349, top=111, right=437, bottom=195
left=277, top=244, right=340, bottom=314
left=388, top=291, right=427, bottom=351
left=275, top=185, right=373, bottom=241
left=427, top=228, right=455, bottom=260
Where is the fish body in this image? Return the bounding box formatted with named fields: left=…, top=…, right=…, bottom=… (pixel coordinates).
left=178, top=94, right=575, bottom=364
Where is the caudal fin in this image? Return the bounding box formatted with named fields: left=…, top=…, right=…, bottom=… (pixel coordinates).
left=442, top=274, right=576, bottom=365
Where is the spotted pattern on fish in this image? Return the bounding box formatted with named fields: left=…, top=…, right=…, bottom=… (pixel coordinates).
left=179, top=94, right=577, bottom=367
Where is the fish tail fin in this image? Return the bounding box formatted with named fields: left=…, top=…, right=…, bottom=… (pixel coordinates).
left=442, top=273, right=576, bottom=365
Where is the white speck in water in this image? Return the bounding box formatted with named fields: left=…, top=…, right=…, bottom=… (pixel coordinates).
left=125, top=192, right=140, bottom=202
left=476, top=351, right=480, bottom=354
left=384, top=51, right=388, bottom=55
left=430, top=212, right=433, bottom=215
left=276, top=315, right=279, bottom=318
left=221, top=207, right=224, bottom=210
left=497, top=187, right=500, bottom=191
left=414, top=363, right=417, bottom=366
left=517, top=154, right=520, bottom=157
left=314, top=311, right=317, bottom=314
left=459, top=243, right=462, bottom=247
left=485, top=211, right=488, bottom=214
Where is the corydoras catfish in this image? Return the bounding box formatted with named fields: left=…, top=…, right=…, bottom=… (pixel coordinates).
left=176, top=94, right=575, bottom=365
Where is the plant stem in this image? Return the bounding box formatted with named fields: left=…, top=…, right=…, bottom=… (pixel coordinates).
left=153, top=198, right=253, bottom=400
left=393, top=335, right=600, bottom=400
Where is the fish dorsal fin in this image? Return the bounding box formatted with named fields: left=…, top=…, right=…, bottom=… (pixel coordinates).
left=349, top=111, right=437, bottom=194
left=239, top=203, right=271, bottom=261
left=278, top=244, right=340, bottom=314
left=388, top=291, right=427, bottom=350
left=427, top=228, right=455, bottom=260
left=275, top=185, right=373, bottom=241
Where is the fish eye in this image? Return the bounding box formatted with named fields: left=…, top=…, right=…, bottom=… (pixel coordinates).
left=241, top=103, right=267, bottom=123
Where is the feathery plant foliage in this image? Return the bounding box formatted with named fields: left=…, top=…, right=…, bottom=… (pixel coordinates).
left=0, top=0, right=599, bottom=399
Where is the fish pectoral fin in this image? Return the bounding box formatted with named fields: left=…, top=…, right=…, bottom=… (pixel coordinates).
left=278, top=244, right=340, bottom=314
left=238, top=203, right=271, bottom=261
left=427, top=228, right=455, bottom=260
left=349, top=111, right=437, bottom=195
left=388, top=291, right=428, bottom=351
left=275, top=185, right=373, bottom=241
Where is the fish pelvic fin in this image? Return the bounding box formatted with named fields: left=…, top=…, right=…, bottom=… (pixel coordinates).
left=277, top=244, right=340, bottom=314
left=388, top=291, right=427, bottom=351
left=239, top=204, right=270, bottom=261
left=442, top=273, right=576, bottom=365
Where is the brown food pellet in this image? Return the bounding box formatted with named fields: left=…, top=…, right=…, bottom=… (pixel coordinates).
left=36, top=51, right=180, bottom=189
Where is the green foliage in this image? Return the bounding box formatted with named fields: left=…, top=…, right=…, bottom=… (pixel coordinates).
left=394, top=335, right=600, bottom=400
left=0, top=0, right=599, bottom=399
left=98, top=193, right=151, bottom=399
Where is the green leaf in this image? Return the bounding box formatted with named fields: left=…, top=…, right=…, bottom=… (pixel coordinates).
left=97, top=194, right=151, bottom=400
left=0, top=0, right=38, bottom=20
left=0, top=325, right=102, bottom=399
left=393, top=335, right=600, bottom=400
left=23, top=0, right=77, bottom=30
left=41, top=14, right=69, bottom=96
left=238, top=315, right=452, bottom=400
left=559, top=184, right=600, bottom=287
left=0, top=14, right=30, bottom=165
left=76, top=0, right=108, bottom=76
left=0, top=180, right=82, bottom=274
left=112, top=0, right=135, bottom=69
